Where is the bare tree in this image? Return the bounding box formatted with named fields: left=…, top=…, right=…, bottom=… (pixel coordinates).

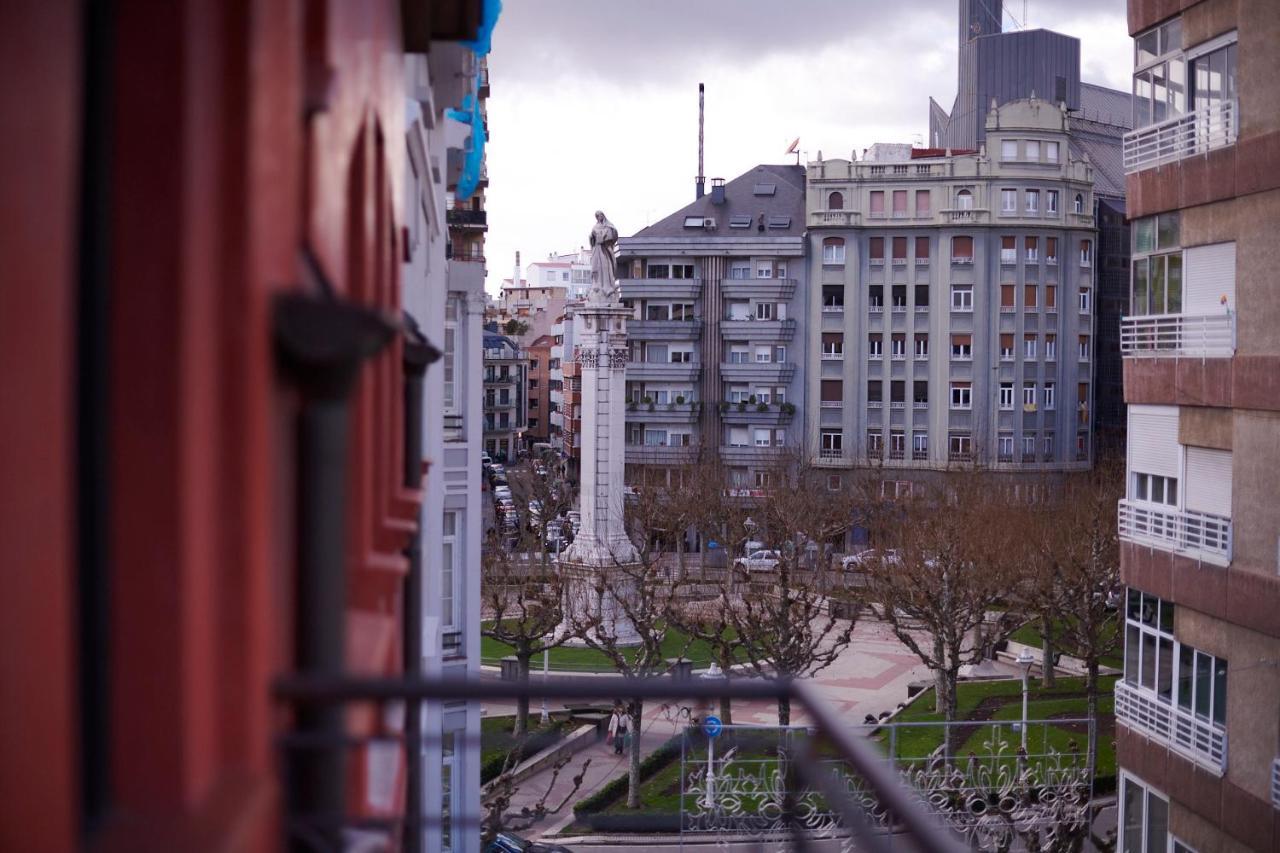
left=568, top=479, right=693, bottom=809
left=861, top=472, right=1021, bottom=725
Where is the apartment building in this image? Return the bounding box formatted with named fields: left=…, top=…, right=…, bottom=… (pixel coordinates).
left=483, top=331, right=528, bottom=461
left=616, top=165, right=809, bottom=491
left=526, top=249, right=594, bottom=301
left=525, top=333, right=553, bottom=445
left=806, top=99, right=1097, bottom=482
left=1114, top=4, right=1280, bottom=852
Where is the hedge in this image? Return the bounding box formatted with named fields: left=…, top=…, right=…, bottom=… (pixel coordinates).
left=573, top=732, right=686, bottom=815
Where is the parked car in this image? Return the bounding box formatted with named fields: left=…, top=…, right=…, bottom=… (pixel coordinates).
left=526, top=499, right=543, bottom=529
left=493, top=485, right=513, bottom=502
left=734, top=549, right=782, bottom=572
left=488, top=831, right=575, bottom=853
left=544, top=526, right=567, bottom=553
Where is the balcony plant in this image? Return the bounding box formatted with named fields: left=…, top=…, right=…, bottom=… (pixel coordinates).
left=627, top=401, right=637, bottom=412
left=780, top=402, right=796, bottom=415
left=748, top=395, right=757, bottom=404
left=718, top=402, right=729, bottom=413
left=675, top=395, right=686, bottom=405
left=666, top=401, right=675, bottom=411
left=756, top=402, right=769, bottom=413
left=736, top=400, right=747, bottom=412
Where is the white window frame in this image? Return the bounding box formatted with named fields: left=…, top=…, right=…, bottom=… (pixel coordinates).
left=442, top=512, right=458, bottom=628
left=1044, top=383, right=1056, bottom=410
left=999, top=383, right=1014, bottom=410
left=1001, top=188, right=1018, bottom=213
left=951, top=286, right=973, bottom=311
left=1024, top=337, right=1037, bottom=359
left=1025, top=189, right=1040, bottom=214
left=1046, top=190, right=1059, bottom=214
left=1023, top=383, right=1037, bottom=407
left=950, top=384, right=972, bottom=410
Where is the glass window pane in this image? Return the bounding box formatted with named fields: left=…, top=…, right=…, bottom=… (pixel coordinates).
left=1168, top=58, right=1186, bottom=117
left=1178, top=644, right=1193, bottom=709
left=1157, top=212, right=1180, bottom=249
left=1141, top=632, right=1156, bottom=689
left=1135, top=217, right=1155, bottom=254
left=1128, top=588, right=1141, bottom=621
left=1213, top=658, right=1227, bottom=725
left=1146, top=793, right=1168, bottom=853
left=1152, top=256, right=1166, bottom=314
left=1194, top=651, right=1211, bottom=718
left=1166, top=255, right=1182, bottom=313
left=1158, top=637, right=1174, bottom=700
left=1126, top=625, right=1141, bottom=683
left=1133, top=259, right=1150, bottom=315
left=1134, top=71, right=1152, bottom=128
left=1122, top=776, right=1145, bottom=853
left=1159, top=598, right=1174, bottom=632
left=1136, top=31, right=1158, bottom=66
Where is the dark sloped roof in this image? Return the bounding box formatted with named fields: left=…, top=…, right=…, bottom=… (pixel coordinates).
left=1079, top=83, right=1133, bottom=130
left=1068, top=127, right=1126, bottom=200
left=630, top=164, right=806, bottom=240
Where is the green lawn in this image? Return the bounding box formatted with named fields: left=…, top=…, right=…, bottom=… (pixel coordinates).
left=1009, top=616, right=1123, bottom=669
left=481, top=623, right=741, bottom=672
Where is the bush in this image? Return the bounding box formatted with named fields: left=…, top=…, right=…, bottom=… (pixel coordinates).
left=481, top=719, right=570, bottom=784
left=574, top=734, right=684, bottom=815
left=756, top=402, right=768, bottom=412
left=675, top=395, right=685, bottom=405
left=780, top=402, right=796, bottom=415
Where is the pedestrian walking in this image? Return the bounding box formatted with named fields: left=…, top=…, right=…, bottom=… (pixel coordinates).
left=607, top=703, right=629, bottom=755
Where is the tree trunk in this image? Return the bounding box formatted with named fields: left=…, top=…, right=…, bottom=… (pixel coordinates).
left=1085, top=661, right=1099, bottom=780
left=675, top=532, right=685, bottom=581
left=514, top=649, right=532, bottom=737
left=1041, top=611, right=1056, bottom=688
left=627, top=698, right=644, bottom=809
left=777, top=694, right=791, bottom=727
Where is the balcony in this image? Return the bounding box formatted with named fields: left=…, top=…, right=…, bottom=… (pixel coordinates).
left=1123, top=99, right=1237, bottom=175
left=620, top=277, right=702, bottom=300
left=626, top=361, right=700, bottom=383
left=720, top=317, right=796, bottom=343
left=822, top=304, right=845, bottom=314
left=625, top=402, right=699, bottom=424
left=720, top=277, right=798, bottom=300
left=1120, top=312, right=1235, bottom=358
left=719, top=405, right=794, bottom=427
left=719, top=361, right=795, bottom=384
left=1115, top=680, right=1226, bottom=775
left=1117, top=499, right=1232, bottom=566
left=445, top=206, right=487, bottom=229
left=821, top=351, right=844, bottom=361
left=814, top=449, right=849, bottom=467
left=941, top=208, right=989, bottom=224
left=808, top=210, right=861, bottom=227
left=628, top=318, right=702, bottom=342
left=625, top=444, right=697, bottom=465
left=719, top=444, right=784, bottom=465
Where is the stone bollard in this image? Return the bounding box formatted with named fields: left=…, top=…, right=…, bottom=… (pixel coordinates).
left=667, top=657, right=693, bottom=681
left=500, top=655, right=521, bottom=682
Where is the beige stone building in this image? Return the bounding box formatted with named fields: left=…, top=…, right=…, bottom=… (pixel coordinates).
left=1114, top=2, right=1280, bottom=851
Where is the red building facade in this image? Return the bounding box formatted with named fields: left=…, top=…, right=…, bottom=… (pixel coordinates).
left=0, top=1, right=483, bottom=849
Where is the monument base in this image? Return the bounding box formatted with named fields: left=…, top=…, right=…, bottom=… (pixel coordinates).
left=555, top=558, right=643, bottom=647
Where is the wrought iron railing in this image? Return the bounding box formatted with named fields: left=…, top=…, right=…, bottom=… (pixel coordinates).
left=1120, top=312, right=1235, bottom=358
left=274, top=675, right=967, bottom=852
left=1123, top=99, right=1237, bottom=174
left=1114, top=680, right=1226, bottom=775
left=1117, top=499, right=1232, bottom=565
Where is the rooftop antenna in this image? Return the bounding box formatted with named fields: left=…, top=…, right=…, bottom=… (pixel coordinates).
left=695, top=83, right=706, bottom=201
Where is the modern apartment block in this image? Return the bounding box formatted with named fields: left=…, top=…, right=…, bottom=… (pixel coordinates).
left=616, top=165, right=809, bottom=491
left=806, top=99, right=1097, bottom=481
left=525, top=249, right=594, bottom=301
left=483, top=331, right=528, bottom=461
left=1114, top=4, right=1280, bottom=852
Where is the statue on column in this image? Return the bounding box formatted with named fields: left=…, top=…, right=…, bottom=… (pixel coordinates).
left=588, top=210, right=619, bottom=303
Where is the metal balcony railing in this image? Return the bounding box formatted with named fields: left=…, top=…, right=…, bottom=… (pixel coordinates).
left=1272, top=755, right=1280, bottom=809
left=1120, top=312, right=1236, bottom=358
left=1114, top=680, right=1226, bottom=775
left=1123, top=99, right=1237, bottom=174
left=1117, top=499, right=1232, bottom=566
left=273, top=674, right=966, bottom=853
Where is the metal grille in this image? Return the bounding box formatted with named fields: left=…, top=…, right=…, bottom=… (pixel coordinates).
left=1123, top=100, right=1237, bottom=174
left=1117, top=499, right=1232, bottom=565
left=1119, top=313, right=1235, bottom=358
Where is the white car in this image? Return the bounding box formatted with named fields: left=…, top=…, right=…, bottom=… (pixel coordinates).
left=840, top=549, right=901, bottom=571
left=493, top=485, right=513, bottom=502
left=734, top=549, right=782, bottom=572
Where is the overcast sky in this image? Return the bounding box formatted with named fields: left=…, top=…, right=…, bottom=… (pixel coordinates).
left=483, top=0, right=1131, bottom=293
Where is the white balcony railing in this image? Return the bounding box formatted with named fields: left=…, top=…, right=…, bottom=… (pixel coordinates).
left=1120, top=312, right=1236, bottom=358
left=1123, top=99, right=1237, bottom=175
left=820, top=401, right=844, bottom=409
left=821, top=352, right=844, bottom=361
left=1118, top=499, right=1232, bottom=566
left=1115, top=680, right=1227, bottom=775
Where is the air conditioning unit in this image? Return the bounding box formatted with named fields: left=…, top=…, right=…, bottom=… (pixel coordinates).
left=702, top=217, right=717, bottom=229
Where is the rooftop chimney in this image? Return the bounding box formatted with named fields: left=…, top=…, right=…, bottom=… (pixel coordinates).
left=710, top=177, right=725, bottom=205
left=695, top=83, right=705, bottom=200
left=514, top=250, right=521, bottom=287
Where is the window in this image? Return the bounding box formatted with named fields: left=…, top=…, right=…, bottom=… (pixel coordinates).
left=915, top=189, right=930, bottom=216
left=951, top=334, right=972, bottom=360
left=822, top=237, right=846, bottom=264
left=1025, top=236, right=1039, bottom=263
left=1046, top=191, right=1059, bottom=215
left=1001, top=188, right=1017, bottom=213
left=867, top=430, right=883, bottom=455
left=914, top=283, right=929, bottom=308
left=827, top=474, right=842, bottom=491
left=1131, top=213, right=1182, bottom=315
left=756, top=302, right=774, bottom=320
left=443, top=299, right=458, bottom=414
left=1023, top=383, right=1037, bottom=407
left=913, top=380, right=928, bottom=404
left=1045, top=334, right=1057, bottom=360
left=729, top=261, right=751, bottom=279
left=1190, top=37, right=1237, bottom=124
left=1132, top=472, right=1178, bottom=506
left=869, top=190, right=885, bottom=216
left=1074, top=194, right=1085, bottom=215
left=1000, top=139, right=1017, bottom=160
left=869, top=285, right=883, bottom=309
left=951, top=235, right=973, bottom=263
left=670, top=348, right=692, bottom=363
left=949, top=433, right=972, bottom=459
left=1025, top=190, right=1039, bottom=213
left=753, top=470, right=771, bottom=488
left=821, top=430, right=843, bottom=452
left=754, top=428, right=773, bottom=447
left=1045, top=285, right=1056, bottom=309
left=1079, top=287, right=1091, bottom=313
left=1119, top=773, right=1170, bottom=853
left=827, top=191, right=844, bottom=210
left=1000, top=284, right=1015, bottom=312
left=889, top=431, right=906, bottom=459
left=820, top=379, right=843, bottom=408
left=821, top=332, right=843, bottom=358
left=915, top=236, right=930, bottom=263
left=1132, top=17, right=1185, bottom=130
left=1123, top=589, right=1228, bottom=726
left=892, top=284, right=906, bottom=308
left=951, top=285, right=973, bottom=311
left=914, top=335, right=929, bottom=359
left=955, top=189, right=973, bottom=210
left=442, top=731, right=455, bottom=850
left=1046, top=236, right=1058, bottom=263
left=1000, top=333, right=1014, bottom=360
left=1022, top=434, right=1036, bottom=459
left=1025, top=284, right=1038, bottom=309
left=1043, top=434, right=1054, bottom=457
left=1024, top=334, right=1036, bottom=359
left=729, top=214, right=752, bottom=229
left=1044, top=383, right=1056, bottom=410
left=1080, top=239, right=1092, bottom=265
left=950, top=382, right=972, bottom=409
left=442, top=512, right=457, bottom=628
left=913, top=433, right=928, bottom=459
left=646, top=263, right=670, bottom=279
left=868, top=336, right=883, bottom=359
left=999, top=435, right=1014, bottom=459
left=890, top=380, right=905, bottom=405
left=892, top=190, right=908, bottom=218
left=892, top=236, right=907, bottom=264
left=755, top=262, right=773, bottom=279
left=869, top=237, right=884, bottom=264
left=1079, top=335, right=1090, bottom=360
left=1026, top=140, right=1040, bottom=161
left=891, top=334, right=906, bottom=358
left=999, top=383, right=1014, bottom=410
left=1046, top=142, right=1059, bottom=162
left=755, top=346, right=772, bottom=363
left=867, top=380, right=883, bottom=404
left=822, top=284, right=844, bottom=310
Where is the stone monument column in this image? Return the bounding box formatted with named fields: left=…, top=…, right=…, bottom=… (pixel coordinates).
left=557, top=212, right=641, bottom=645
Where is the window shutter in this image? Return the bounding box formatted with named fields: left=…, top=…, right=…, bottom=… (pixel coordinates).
left=869, top=237, right=884, bottom=259
left=1127, top=404, right=1180, bottom=479
left=1000, top=333, right=1013, bottom=350
left=1184, top=242, right=1236, bottom=314
left=1184, top=447, right=1232, bottom=516
left=821, top=332, right=842, bottom=346
left=1025, top=285, right=1038, bottom=307
left=821, top=379, right=843, bottom=402
left=915, top=236, right=929, bottom=258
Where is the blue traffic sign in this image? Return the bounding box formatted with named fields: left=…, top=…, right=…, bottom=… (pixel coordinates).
left=703, top=715, right=723, bottom=738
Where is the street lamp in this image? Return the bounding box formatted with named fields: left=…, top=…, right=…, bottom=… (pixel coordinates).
left=1016, top=648, right=1035, bottom=750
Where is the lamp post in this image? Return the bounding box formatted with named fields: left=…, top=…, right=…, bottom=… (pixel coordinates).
left=1016, top=648, right=1035, bottom=749
left=540, top=647, right=550, bottom=724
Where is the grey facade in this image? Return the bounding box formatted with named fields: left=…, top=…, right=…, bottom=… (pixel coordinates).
left=616, top=164, right=808, bottom=491
left=808, top=100, right=1097, bottom=478
left=483, top=332, right=528, bottom=461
